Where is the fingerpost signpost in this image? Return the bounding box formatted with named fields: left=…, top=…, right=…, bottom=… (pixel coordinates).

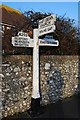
left=12, top=15, right=59, bottom=117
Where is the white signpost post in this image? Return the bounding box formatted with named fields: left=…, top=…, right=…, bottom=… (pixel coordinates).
left=12, top=15, right=59, bottom=117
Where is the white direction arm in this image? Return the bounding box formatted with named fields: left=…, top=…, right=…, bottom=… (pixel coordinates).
left=39, top=39, right=59, bottom=46
left=12, top=36, right=34, bottom=47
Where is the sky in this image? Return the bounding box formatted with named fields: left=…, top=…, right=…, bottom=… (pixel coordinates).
left=1, top=0, right=79, bottom=2
left=2, top=2, right=78, bottom=27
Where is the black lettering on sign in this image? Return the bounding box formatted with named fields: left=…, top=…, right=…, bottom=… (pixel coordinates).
left=39, top=28, right=47, bottom=33
left=48, top=26, right=52, bottom=31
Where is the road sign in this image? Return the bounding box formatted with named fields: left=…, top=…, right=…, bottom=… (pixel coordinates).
left=38, top=15, right=56, bottom=29
left=12, top=37, right=34, bottom=47
left=44, top=35, right=53, bottom=39
left=38, top=15, right=56, bottom=36
left=11, top=14, right=59, bottom=116
left=39, top=39, right=59, bottom=46
left=38, top=25, right=55, bottom=36
left=12, top=32, right=34, bottom=48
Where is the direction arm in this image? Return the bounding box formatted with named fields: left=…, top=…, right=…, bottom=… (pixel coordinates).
left=39, top=39, right=59, bottom=46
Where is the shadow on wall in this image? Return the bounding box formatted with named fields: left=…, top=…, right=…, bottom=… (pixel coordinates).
left=74, top=55, right=80, bottom=95
left=77, top=56, right=80, bottom=117
left=47, top=69, right=64, bottom=103
left=78, top=56, right=80, bottom=117
left=78, top=56, right=80, bottom=92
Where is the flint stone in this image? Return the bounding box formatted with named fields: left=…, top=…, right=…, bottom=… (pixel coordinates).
left=10, top=66, right=13, bottom=71
left=6, top=73, right=10, bottom=76
left=22, top=67, right=25, bottom=71
left=45, top=63, right=50, bottom=70
left=14, top=67, right=20, bottom=72
left=28, top=71, right=31, bottom=74
left=15, top=72, right=18, bottom=75
left=19, top=77, right=26, bottom=81
left=28, top=77, right=31, bottom=80
left=74, top=85, right=78, bottom=89
left=22, top=61, right=25, bottom=64
left=27, top=73, right=29, bottom=77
